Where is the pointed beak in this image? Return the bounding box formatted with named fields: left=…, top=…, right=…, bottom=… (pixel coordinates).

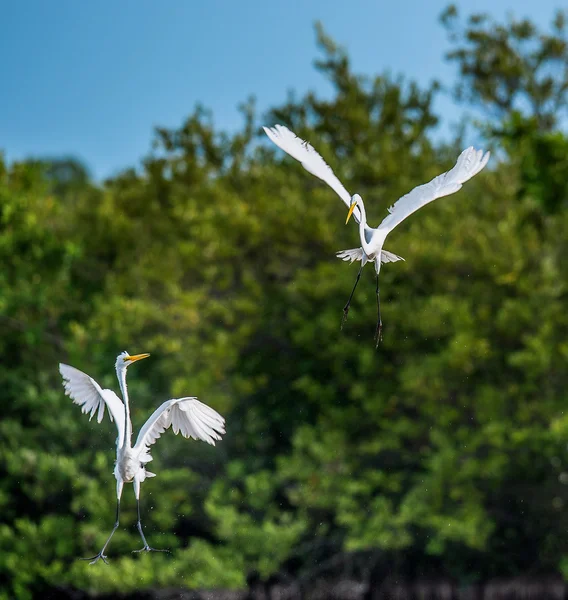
left=127, top=353, right=150, bottom=363
left=346, top=201, right=357, bottom=224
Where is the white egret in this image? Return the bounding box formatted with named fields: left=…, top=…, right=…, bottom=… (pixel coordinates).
left=263, top=124, right=490, bottom=344
left=59, top=351, right=225, bottom=564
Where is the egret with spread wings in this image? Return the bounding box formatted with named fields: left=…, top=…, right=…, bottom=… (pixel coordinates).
left=59, top=351, right=225, bottom=564
left=263, top=124, right=490, bottom=345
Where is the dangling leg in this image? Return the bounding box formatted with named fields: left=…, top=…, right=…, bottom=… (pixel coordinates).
left=81, top=479, right=123, bottom=565
left=374, top=274, right=383, bottom=347
left=132, top=476, right=169, bottom=554
left=341, top=263, right=364, bottom=329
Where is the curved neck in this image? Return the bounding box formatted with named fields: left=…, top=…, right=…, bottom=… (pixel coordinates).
left=356, top=198, right=373, bottom=255
left=117, top=367, right=132, bottom=449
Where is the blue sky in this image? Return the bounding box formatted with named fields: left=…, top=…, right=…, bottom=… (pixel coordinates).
left=0, top=0, right=561, bottom=180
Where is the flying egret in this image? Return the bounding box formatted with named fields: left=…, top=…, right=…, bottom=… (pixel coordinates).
left=263, top=124, right=490, bottom=344
left=59, top=351, right=225, bottom=564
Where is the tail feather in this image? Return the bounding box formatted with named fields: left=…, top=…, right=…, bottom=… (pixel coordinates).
left=336, top=248, right=364, bottom=264
left=380, top=250, right=405, bottom=264
left=336, top=248, right=404, bottom=264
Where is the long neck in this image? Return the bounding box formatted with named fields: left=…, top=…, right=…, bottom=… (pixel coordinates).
left=356, top=198, right=374, bottom=255
left=117, top=367, right=132, bottom=449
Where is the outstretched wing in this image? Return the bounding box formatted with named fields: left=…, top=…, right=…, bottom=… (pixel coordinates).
left=378, top=147, right=490, bottom=234
left=133, top=397, right=225, bottom=462
left=263, top=124, right=364, bottom=224
left=59, top=363, right=126, bottom=448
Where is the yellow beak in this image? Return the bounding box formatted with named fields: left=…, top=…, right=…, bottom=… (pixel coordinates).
left=127, top=353, right=150, bottom=363
left=346, top=201, right=357, bottom=224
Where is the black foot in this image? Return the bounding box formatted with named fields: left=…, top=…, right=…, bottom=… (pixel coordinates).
left=80, top=552, right=109, bottom=565
left=374, top=322, right=383, bottom=348
left=133, top=545, right=170, bottom=554
left=341, top=306, right=350, bottom=330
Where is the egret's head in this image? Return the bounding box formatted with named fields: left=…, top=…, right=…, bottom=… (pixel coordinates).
left=345, top=194, right=362, bottom=224
left=115, top=350, right=150, bottom=372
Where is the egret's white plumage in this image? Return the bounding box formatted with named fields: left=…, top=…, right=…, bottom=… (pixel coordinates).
left=263, top=124, right=361, bottom=222
left=59, top=351, right=225, bottom=563
left=134, top=397, right=225, bottom=460
left=60, top=364, right=126, bottom=445
left=263, top=124, right=490, bottom=342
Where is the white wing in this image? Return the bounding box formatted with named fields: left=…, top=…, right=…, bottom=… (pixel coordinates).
left=378, top=147, right=490, bottom=234
left=59, top=363, right=126, bottom=448
left=263, top=124, right=364, bottom=224
left=133, top=397, right=225, bottom=462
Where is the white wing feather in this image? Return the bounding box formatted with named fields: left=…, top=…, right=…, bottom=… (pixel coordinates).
left=59, top=363, right=126, bottom=448
left=133, top=397, right=226, bottom=462
left=378, top=146, right=490, bottom=233
left=263, top=124, right=364, bottom=224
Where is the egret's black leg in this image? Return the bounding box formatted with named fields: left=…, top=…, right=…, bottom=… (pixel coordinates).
left=81, top=481, right=123, bottom=565
left=134, top=494, right=151, bottom=550
left=342, top=264, right=364, bottom=329
left=374, top=275, right=383, bottom=347
left=132, top=478, right=169, bottom=554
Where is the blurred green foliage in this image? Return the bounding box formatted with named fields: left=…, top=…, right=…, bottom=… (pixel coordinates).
left=1, top=9, right=568, bottom=598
